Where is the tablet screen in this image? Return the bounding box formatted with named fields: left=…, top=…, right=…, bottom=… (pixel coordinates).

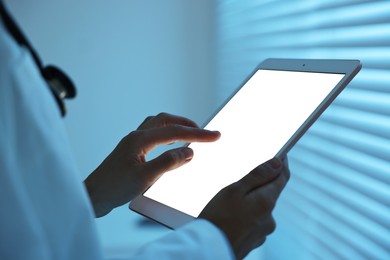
left=143, top=69, right=345, bottom=217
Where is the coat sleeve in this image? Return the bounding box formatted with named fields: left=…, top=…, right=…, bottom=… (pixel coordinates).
left=110, top=219, right=234, bottom=260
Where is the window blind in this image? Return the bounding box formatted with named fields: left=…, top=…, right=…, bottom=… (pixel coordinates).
left=215, top=0, right=390, bottom=259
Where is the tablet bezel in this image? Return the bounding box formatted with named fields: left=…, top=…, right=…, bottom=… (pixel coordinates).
left=130, top=58, right=362, bottom=229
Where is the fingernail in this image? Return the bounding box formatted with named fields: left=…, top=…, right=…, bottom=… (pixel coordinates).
left=270, top=158, right=282, bottom=169
left=211, top=130, right=221, bottom=137
left=206, top=129, right=220, bottom=134
left=181, top=147, right=193, bottom=161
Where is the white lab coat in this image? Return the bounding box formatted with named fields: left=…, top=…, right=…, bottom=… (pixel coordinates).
left=0, top=17, right=233, bottom=260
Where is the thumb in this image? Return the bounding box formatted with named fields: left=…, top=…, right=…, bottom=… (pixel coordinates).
left=143, top=147, right=194, bottom=181
left=237, top=157, right=283, bottom=192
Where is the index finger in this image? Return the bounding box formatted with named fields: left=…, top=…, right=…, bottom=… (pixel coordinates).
left=138, top=113, right=199, bottom=130
left=129, top=125, right=221, bottom=155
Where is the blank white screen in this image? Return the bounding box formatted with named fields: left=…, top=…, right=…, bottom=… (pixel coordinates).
left=144, top=70, right=345, bottom=217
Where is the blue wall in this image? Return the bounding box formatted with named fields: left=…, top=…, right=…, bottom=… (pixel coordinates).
left=7, top=0, right=217, bottom=256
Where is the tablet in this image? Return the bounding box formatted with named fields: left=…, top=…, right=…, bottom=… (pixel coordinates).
left=130, top=58, right=361, bottom=229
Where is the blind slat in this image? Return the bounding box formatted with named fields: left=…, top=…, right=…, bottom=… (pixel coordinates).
left=312, top=120, right=390, bottom=160
left=285, top=186, right=389, bottom=259
left=216, top=1, right=390, bottom=258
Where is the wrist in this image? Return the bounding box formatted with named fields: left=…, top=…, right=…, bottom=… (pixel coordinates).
left=84, top=177, right=112, bottom=217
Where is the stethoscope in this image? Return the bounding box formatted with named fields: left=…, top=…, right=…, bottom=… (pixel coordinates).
left=0, top=1, right=76, bottom=117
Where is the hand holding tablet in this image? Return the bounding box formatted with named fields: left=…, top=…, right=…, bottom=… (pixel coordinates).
left=199, top=157, right=290, bottom=259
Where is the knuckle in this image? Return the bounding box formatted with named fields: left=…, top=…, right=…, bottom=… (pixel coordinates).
left=218, top=185, right=233, bottom=196
left=226, top=181, right=243, bottom=195
left=238, top=171, right=255, bottom=187
left=268, top=217, right=277, bottom=234
left=144, top=115, right=154, bottom=122
left=253, top=163, right=269, bottom=173
left=283, top=157, right=291, bottom=179
left=250, top=165, right=272, bottom=181
left=165, top=150, right=180, bottom=164
left=167, top=124, right=182, bottom=133
left=250, top=170, right=266, bottom=183
left=157, top=112, right=170, bottom=119
left=138, top=116, right=155, bottom=129
left=262, top=198, right=275, bottom=211
left=258, top=237, right=267, bottom=247
left=218, top=184, right=240, bottom=201
left=160, top=153, right=177, bottom=169
left=124, top=130, right=143, bottom=144
left=128, top=130, right=142, bottom=139
left=255, top=216, right=276, bottom=235
left=284, top=167, right=291, bottom=181
left=255, top=196, right=275, bottom=213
